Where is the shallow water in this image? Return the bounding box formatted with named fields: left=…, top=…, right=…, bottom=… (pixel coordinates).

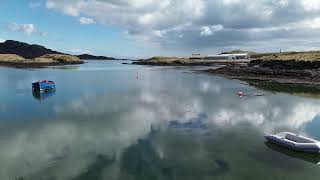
left=0, top=60, right=320, bottom=180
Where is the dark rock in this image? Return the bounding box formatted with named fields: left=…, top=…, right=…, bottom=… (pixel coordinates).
left=76, top=54, right=116, bottom=60
left=206, top=60, right=320, bottom=83
left=249, top=60, right=320, bottom=70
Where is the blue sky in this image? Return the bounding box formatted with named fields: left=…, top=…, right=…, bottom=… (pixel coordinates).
left=1, top=0, right=320, bottom=57
left=0, top=0, right=160, bottom=58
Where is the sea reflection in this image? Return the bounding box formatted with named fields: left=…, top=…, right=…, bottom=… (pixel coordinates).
left=168, top=113, right=208, bottom=130
left=245, top=80, right=320, bottom=99
left=32, top=90, right=56, bottom=102
left=1, top=62, right=320, bottom=179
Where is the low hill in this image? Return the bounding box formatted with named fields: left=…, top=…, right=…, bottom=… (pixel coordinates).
left=220, top=49, right=307, bottom=59
left=0, top=53, right=83, bottom=67
left=0, top=40, right=63, bottom=59
left=0, top=54, right=25, bottom=62
left=0, top=40, right=117, bottom=60
left=221, top=50, right=256, bottom=55
left=36, top=54, right=81, bottom=62
left=77, top=54, right=116, bottom=60
left=258, top=51, right=320, bottom=61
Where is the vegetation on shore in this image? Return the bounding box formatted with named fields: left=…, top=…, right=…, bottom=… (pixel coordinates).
left=134, top=50, right=320, bottom=66
left=132, top=50, right=320, bottom=84
left=0, top=53, right=84, bottom=67
left=258, top=51, right=320, bottom=61
left=221, top=49, right=320, bottom=60
left=37, top=54, right=81, bottom=62
left=133, top=56, right=249, bottom=66
left=0, top=54, right=25, bottom=61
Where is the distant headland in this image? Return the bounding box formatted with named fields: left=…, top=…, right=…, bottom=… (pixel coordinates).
left=133, top=50, right=320, bottom=85
left=0, top=40, right=120, bottom=67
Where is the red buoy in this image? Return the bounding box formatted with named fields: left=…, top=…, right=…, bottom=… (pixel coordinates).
left=237, top=92, right=244, bottom=96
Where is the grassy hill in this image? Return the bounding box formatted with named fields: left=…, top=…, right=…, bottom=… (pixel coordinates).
left=0, top=53, right=83, bottom=66
left=221, top=49, right=320, bottom=61
left=0, top=54, right=25, bottom=61
left=258, top=51, right=320, bottom=61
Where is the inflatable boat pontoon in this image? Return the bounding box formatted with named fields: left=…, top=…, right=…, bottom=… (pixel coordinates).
left=265, top=132, right=320, bottom=153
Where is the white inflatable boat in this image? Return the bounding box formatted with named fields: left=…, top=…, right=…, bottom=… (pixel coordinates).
left=265, top=132, right=320, bottom=153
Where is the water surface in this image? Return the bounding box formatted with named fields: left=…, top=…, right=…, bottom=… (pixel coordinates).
left=1, top=60, right=320, bottom=180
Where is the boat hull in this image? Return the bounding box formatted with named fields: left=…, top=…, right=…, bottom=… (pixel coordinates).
left=265, top=134, right=320, bottom=153
left=32, top=81, right=56, bottom=92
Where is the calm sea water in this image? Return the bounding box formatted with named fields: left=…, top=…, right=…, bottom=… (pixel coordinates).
left=1, top=60, right=320, bottom=180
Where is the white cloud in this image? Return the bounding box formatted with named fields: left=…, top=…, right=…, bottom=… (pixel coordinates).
left=44, top=0, right=320, bottom=53
left=153, top=30, right=166, bottom=38
left=200, top=25, right=223, bottom=37
left=46, top=0, right=80, bottom=16
left=278, top=0, right=289, bottom=8
left=0, top=38, right=5, bottom=43
left=301, top=0, right=320, bottom=11
left=8, top=23, right=48, bottom=37
left=68, top=49, right=94, bottom=55
left=79, top=17, right=96, bottom=25
left=45, top=0, right=204, bottom=30
left=9, top=23, right=37, bottom=35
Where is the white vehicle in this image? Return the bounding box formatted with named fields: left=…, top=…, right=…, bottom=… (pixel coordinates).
left=265, top=132, right=320, bottom=153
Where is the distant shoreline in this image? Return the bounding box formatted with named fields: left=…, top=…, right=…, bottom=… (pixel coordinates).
left=132, top=57, right=250, bottom=66
left=132, top=53, right=320, bottom=85
left=0, top=60, right=85, bottom=68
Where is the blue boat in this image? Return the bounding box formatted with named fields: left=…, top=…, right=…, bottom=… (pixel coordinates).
left=32, top=80, right=56, bottom=92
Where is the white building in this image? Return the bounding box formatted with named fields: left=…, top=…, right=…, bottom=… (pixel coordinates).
left=195, top=53, right=250, bottom=60
left=231, top=53, right=251, bottom=59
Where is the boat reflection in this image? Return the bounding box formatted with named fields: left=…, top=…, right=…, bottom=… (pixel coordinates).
left=265, top=142, right=320, bottom=164
left=168, top=113, right=208, bottom=130
left=32, top=90, right=56, bottom=102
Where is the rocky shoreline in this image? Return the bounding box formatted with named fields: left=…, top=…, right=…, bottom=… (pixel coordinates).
left=132, top=57, right=250, bottom=66
left=205, top=60, right=320, bottom=84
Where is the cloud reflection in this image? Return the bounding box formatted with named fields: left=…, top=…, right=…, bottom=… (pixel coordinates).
left=0, top=68, right=320, bottom=179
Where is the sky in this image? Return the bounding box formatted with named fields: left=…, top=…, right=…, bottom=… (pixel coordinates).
left=1, top=0, right=320, bottom=58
